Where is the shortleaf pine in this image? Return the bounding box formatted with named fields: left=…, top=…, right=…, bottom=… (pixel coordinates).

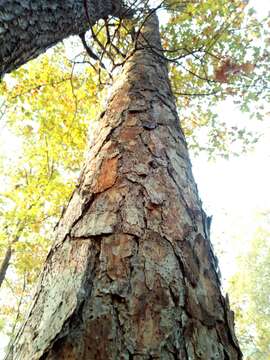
left=6, top=14, right=242, bottom=360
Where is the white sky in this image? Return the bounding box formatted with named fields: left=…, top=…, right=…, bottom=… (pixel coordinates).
left=192, top=104, right=270, bottom=282
left=0, top=0, right=269, bottom=358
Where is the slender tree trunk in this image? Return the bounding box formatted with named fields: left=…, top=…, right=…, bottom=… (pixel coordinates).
left=0, top=245, right=12, bottom=288
left=0, top=226, right=23, bottom=289
left=0, top=0, right=131, bottom=77
left=6, top=13, right=242, bottom=360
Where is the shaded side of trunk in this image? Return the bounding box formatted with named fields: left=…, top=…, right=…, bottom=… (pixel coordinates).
left=6, top=13, right=242, bottom=360
left=0, top=246, right=12, bottom=288
left=0, top=0, right=130, bottom=77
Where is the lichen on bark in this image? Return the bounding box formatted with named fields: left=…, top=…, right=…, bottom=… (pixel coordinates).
left=6, top=12, right=242, bottom=360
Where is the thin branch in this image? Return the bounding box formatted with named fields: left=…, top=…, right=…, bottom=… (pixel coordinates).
left=79, top=32, right=106, bottom=70
left=10, top=272, right=27, bottom=338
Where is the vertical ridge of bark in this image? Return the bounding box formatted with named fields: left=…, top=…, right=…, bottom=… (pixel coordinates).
left=6, top=13, right=242, bottom=360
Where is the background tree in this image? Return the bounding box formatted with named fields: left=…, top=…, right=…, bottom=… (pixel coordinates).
left=228, top=214, right=270, bottom=359
left=0, top=49, right=103, bottom=337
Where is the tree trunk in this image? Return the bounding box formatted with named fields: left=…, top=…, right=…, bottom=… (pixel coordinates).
left=6, top=13, right=242, bottom=360
left=0, top=226, right=24, bottom=289
left=0, top=0, right=131, bottom=77
left=0, top=245, right=12, bottom=288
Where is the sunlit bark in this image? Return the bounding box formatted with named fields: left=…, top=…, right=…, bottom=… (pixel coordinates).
left=6, top=13, right=242, bottom=360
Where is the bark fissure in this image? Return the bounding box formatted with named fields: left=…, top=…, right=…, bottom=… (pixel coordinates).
left=165, top=159, right=198, bottom=231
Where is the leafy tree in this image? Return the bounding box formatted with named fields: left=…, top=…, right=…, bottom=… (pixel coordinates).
left=0, top=49, right=103, bottom=337
left=228, top=215, right=270, bottom=359
left=161, top=0, right=269, bottom=157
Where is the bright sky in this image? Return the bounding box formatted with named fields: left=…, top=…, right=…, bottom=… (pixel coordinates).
left=192, top=103, right=270, bottom=283
left=0, top=0, right=269, bottom=358
left=192, top=0, right=270, bottom=288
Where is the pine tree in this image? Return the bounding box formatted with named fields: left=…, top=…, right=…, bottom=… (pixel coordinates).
left=5, top=12, right=242, bottom=360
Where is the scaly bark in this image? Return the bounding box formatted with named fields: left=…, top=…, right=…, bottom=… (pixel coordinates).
left=0, top=0, right=131, bottom=77
left=6, top=13, right=242, bottom=360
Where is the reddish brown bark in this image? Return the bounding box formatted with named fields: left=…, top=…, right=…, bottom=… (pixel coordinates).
left=6, top=13, right=242, bottom=360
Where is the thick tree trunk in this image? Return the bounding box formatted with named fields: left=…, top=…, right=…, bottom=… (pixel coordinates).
left=0, top=0, right=130, bottom=77
left=6, top=14, right=242, bottom=360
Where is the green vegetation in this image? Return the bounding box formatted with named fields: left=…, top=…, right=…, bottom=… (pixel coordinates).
left=229, top=215, right=270, bottom=359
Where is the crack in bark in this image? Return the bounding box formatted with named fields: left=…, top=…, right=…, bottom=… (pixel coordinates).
left=165, top=156, right=198, bottom=232
left=44, top=241, right=101, bottom=358
left=156, top=233, right=190, bottom=358
left=110, top=293, right=126, bottom=356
